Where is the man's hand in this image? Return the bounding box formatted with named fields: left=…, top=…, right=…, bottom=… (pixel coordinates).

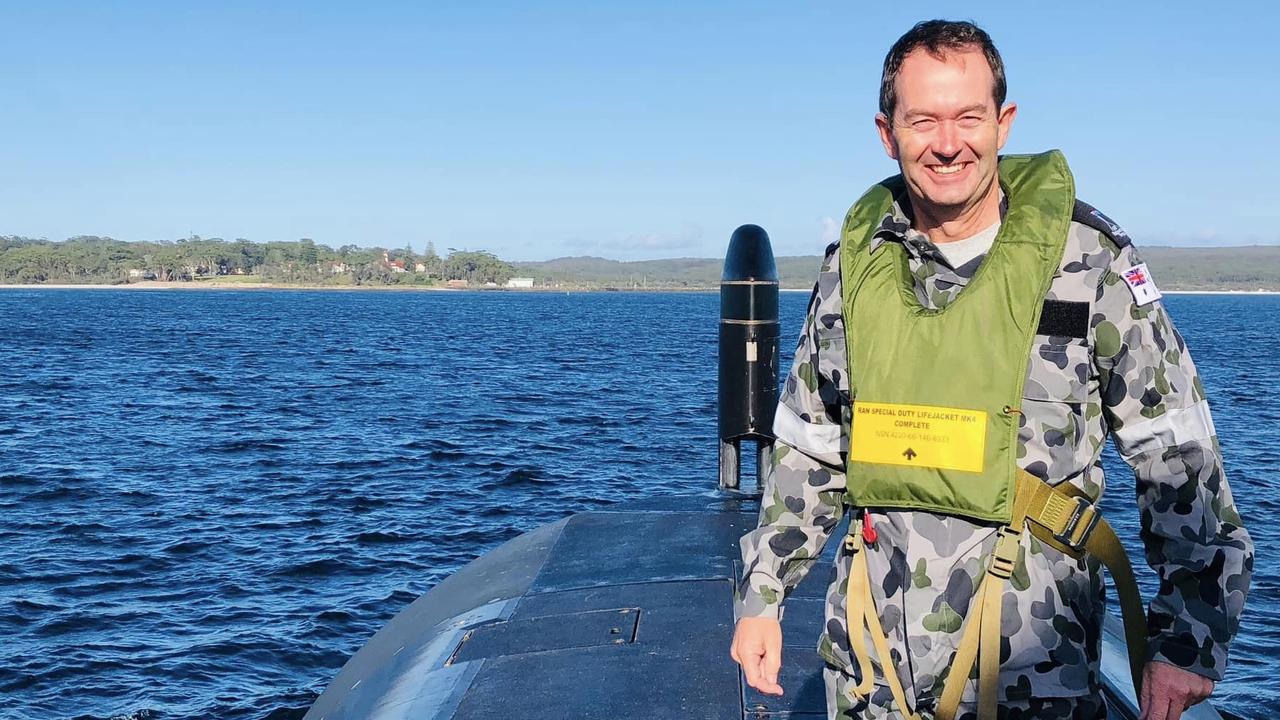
left=1139, top=660, right=1214, bottom=720
left=730, top=616, right=784, bottom=696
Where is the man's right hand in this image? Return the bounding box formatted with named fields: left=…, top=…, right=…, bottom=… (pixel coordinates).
left=730, top=616, right=784, bottom=696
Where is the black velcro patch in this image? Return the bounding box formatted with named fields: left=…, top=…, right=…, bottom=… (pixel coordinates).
left=1037, top=300, right=1089, bottom=339
left=1072, top=200, right=1131, bottom=248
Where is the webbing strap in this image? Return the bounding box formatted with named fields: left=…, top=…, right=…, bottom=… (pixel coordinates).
left=847, top=471, right=1148, bottom=720
left=845, top=522, right=922, bottom=720
left=978, top=574, right=1002, bottom=719
left=846, top=527, right=876, bottom=699
left=937, top=526, right=1024, bottom=720
left=935, top=570, right=1001, bottom=720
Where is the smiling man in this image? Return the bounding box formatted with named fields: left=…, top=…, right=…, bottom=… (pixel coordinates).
left=730, top=20, right=1252, bottom=720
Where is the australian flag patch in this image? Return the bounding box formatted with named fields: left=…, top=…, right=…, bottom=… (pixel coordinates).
left=1121, top=262, right=1161, bottom=305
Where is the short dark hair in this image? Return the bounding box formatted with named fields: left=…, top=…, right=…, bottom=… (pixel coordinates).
left=879, top=20, right=1006, bottom=120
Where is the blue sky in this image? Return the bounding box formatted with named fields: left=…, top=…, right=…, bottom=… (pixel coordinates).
left=2, top=1, right=1276, bottom=260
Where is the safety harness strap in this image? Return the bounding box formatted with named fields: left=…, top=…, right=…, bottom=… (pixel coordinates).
left=846, top=527, right=876, bottom=699
left=845, top=522, right=922, bottom=720
left=848, top=471, right=1147, bottom=720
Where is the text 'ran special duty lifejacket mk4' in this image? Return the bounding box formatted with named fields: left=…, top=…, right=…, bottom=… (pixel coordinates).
left=836, top=151, right=1146, bottom=720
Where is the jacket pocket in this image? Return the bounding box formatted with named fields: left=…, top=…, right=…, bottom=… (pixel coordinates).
left=1023, top=342, right=1090, bottom=404
left=1018, top=342, right=1093, bottom=483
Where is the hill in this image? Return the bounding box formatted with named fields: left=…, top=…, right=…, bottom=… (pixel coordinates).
left=513, top=246, right=1280, bottom=291
left=1136, top=246, right=1280, bottom=291
left=510, top=255, right=825, bottom=289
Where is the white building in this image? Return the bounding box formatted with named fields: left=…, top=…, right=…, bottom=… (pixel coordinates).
left=506, top=277, right=535, bottom=288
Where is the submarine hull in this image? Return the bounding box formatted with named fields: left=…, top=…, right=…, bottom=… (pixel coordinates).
left=304, top=493, right=1222, bottom=720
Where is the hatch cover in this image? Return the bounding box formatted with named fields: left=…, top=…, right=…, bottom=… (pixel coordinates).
left=448, top=608, right=639, bottom=664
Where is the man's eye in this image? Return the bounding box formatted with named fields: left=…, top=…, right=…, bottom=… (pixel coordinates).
left=958, top=116, right=983, bottom=128
left=912, top=119, right=937, bottom=130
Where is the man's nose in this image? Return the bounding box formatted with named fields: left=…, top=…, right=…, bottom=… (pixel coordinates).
left=932, top=120, right=962, bottom=157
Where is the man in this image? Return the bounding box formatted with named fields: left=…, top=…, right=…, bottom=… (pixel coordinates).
left=729, top=20, right=1252, bottom=720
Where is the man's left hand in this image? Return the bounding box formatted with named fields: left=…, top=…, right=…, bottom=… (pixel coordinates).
left=1139, top=660, right=1214, bottom=720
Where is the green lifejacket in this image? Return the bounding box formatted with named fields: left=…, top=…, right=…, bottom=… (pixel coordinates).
left=834, top=151, right=1145, bottom=720
left=838, top=150, right=1072, bottom=523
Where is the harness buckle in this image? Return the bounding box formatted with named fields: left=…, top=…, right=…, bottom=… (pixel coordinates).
left=844, top=519, right=863, bottom=553
left=988, top=528, right=1021, bottom=579
left=1053, top=496, right=1100, bottom=552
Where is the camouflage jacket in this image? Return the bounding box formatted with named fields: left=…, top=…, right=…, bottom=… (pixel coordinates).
left=736, top=197, right=1254, bottom=704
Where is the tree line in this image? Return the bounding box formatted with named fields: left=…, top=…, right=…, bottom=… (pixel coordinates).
left=0, top=235, right=516, bottom=286
left=6, top=235, right=1275, bottom=291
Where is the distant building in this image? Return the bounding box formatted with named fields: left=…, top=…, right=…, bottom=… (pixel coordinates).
left=127, top=269, right=155, bottom=280
left=506, top=277, right=535, bottom=288
left=415, top=263, right=426, bottom=273
left=381, top=251, right=408, bottom=273
left=329, top=262, right=348, bottom=274
left=445, top=279, right=469, bottom=289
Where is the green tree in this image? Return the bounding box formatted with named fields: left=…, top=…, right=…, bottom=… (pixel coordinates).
left=443, top=250, right=514, bottom=285
left=423, top=240, right=442, bottom=277
left=298, top=238, right=320, bottom=278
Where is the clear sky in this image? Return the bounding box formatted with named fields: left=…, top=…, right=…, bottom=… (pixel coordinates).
left=2, top=1, right=1276, bottom=261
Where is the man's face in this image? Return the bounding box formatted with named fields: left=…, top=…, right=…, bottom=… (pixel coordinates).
left=875, top=47, right=1016, bottom=217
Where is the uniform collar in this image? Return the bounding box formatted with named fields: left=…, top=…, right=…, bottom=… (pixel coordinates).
left=868, top=189, right=1008, bottom=269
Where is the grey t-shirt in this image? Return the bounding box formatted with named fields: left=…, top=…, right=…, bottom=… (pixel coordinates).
left=932, top=221, right=1000, bottom=270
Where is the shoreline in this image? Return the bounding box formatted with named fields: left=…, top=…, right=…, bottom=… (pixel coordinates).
left=1, top=283, right=1278, bottom=296
left=0, top=282, right=715, bottom=293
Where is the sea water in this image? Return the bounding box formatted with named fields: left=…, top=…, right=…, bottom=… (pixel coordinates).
left=0, top=289, right=1275, bottom=718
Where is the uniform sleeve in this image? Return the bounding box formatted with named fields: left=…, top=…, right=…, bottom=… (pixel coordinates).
left=735, top=242, right=851, bottom=621
left=1093, top=242, right=1254, bottom=681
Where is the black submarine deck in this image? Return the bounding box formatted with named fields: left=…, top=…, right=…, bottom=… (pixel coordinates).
left=304, top=493, right=1224, bottom=720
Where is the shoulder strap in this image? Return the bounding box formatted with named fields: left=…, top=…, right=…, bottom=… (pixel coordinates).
left=1073, top=200, right=1132, bottom=248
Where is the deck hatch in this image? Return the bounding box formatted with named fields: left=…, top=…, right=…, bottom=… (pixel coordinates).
left=448, top=607, right=639, bottom=664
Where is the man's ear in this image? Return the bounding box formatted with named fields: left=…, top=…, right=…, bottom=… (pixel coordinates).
left=995, top=102, right=1018, bottom=151
left=875, top=113, right=899, bottom=160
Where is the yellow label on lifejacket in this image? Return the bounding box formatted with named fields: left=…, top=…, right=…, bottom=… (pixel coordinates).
left=849, top=402, right=987, bottom=473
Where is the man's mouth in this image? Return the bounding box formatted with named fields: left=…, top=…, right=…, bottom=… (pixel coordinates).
left=929, top=162, right=970, bottom=176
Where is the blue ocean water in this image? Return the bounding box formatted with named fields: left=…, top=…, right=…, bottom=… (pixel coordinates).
left=0, top=289, right=1274, bottom=719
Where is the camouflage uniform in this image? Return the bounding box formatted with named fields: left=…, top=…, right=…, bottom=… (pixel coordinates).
left=736, top=197, right=1254, bottom=718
